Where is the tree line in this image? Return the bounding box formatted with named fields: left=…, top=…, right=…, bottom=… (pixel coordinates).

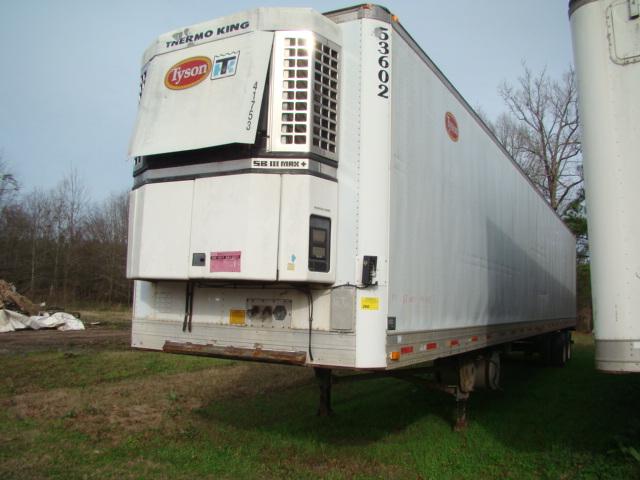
left=0, top=167, right=129, bottom=307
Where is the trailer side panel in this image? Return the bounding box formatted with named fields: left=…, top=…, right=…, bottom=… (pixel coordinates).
left=386, top=20, right=576, bottom=364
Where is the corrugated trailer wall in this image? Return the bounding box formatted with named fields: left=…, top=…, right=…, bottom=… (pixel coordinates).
left=387, top=27, right=576, bottom=337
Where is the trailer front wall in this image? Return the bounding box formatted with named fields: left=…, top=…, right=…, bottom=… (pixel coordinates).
left=387, top=29, right=576, bottom=335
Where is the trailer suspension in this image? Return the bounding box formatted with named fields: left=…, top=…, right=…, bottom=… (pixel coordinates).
left=313, top=351, right=503, bottom=430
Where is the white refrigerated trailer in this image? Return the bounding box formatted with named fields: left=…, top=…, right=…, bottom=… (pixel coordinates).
left=128, top=4, right=576, bottom=415
left=570, top=0, right=640, bottom=373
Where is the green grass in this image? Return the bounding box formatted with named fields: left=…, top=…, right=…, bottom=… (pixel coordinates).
left=0, top=351, right=230, bottom=396
left=2, top=334, right=640, bottom=479
left=78, top=308, right=132, bottom=328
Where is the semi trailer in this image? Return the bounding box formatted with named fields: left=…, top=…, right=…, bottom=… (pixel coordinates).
left=569, top=0, right=640, bottom=373
left=127, top=4, right=576, bottom=419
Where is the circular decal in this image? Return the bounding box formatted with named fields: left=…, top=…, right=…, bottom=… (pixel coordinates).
left=164, top=56, right=212, bottom=90
left=445, top=111, right=459, bottom=142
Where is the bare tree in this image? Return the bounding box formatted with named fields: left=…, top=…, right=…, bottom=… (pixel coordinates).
left=54, top=169, right=88, bottom=304
left=0, top=156, right=19, bottom=210
left=85, top=191, right=129, bottom=304
left=0, top=203, right=30, bottom=287
left=498, top=66, right=581, bottom=214
left=23, top=190, right=52, bottom=296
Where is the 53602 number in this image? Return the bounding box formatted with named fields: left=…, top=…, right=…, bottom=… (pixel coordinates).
left=375, top=26, right=390, bottom=99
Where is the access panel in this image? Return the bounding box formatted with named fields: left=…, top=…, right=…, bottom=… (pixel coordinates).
left=188, top=174, right=281, bottom=281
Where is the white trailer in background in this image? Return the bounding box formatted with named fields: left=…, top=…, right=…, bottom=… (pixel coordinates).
left=128, top=4, right=576, bottom=419
left=570, top=0, right=640, bottom=373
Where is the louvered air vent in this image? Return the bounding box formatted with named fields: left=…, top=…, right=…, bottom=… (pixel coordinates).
left=311, top=40, right=339, bottom=155
left=269, top=31, right=340, bottom=162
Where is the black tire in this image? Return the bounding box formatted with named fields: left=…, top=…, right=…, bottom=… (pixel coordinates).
left=540, top=334, right=553, bottom=365
left=550, top=332, right=567, bottom=367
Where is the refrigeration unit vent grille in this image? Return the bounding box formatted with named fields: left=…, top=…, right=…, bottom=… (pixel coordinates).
left=271, top=32, right=340, bottom=162
left=281, top=37, right=311, bottom=146
left=311, top=40, right=338, bottom=155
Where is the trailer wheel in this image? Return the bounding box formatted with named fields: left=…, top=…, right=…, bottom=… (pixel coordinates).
left=474, top=350, right=501, bottom=390
left=550, top=332, right=568, bottom=367
left=486, top=350, right=501, bottom=389
left=540, top=335, right=552, bottom=365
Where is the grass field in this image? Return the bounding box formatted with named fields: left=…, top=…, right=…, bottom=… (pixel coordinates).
left=1, top=331, right=640, bottom=479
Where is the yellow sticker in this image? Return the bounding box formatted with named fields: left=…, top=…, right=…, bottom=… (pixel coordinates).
left=360, top=297, right=379, bottom=311
left=229, top=309, right=246, bottom=326
left=287, top=262, right=296, bottom=271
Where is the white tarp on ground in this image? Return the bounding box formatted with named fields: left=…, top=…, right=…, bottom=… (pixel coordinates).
left=0, top=309, right=28, bottom=333
left=0, top=309, right=85, bottom=332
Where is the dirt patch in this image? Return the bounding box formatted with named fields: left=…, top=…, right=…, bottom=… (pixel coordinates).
left=0, top=326, right=130, bottom=354
left=5, top=362, right=313, bottom=442
left=80, top=309, right=131, bottom=328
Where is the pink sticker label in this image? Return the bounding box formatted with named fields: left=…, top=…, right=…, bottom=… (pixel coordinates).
left=210, top=251, right=241, bottom=273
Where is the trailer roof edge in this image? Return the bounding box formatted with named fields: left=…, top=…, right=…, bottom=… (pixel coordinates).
left=323, top=4, right=392, bottom=22
left=324, top=4, right=576, bottom=238
left=568, top=0, right=600, bottom=18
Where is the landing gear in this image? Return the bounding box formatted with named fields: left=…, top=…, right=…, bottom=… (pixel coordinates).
left=314, top=367, right=333, bottom=417
left=452, top=356, right=475, bottom=431
left=454, top=396, right=469, bottom=431
left=451, top=352, right=501, bottom=431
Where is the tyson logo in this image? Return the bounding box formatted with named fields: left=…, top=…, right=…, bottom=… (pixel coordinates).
left=164, top=56, right=212, bottom=90
left=445, top=111, right=459, bottom=142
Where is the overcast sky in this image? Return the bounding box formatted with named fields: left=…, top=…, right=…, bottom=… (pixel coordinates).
left=0, top=0, right=574, bottom=200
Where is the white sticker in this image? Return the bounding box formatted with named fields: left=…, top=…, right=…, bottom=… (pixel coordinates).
left=252, top=159, right=309, bottom=169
